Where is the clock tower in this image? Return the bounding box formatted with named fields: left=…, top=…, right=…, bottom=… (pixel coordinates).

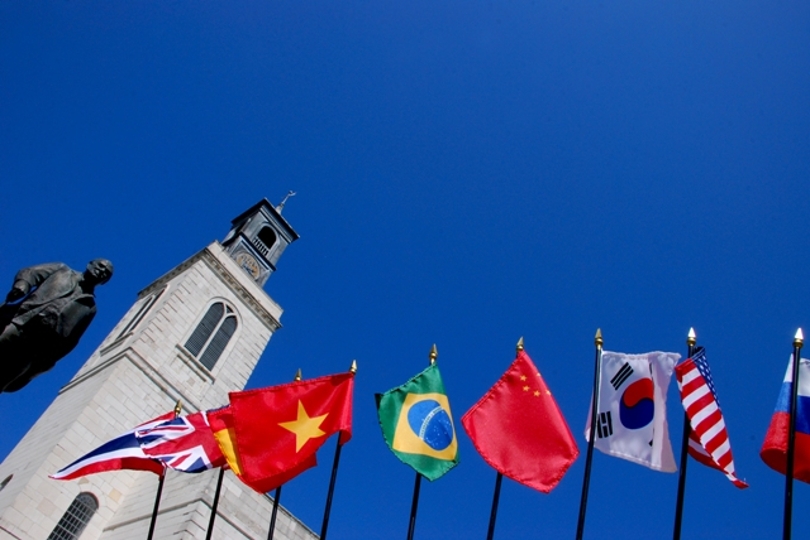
left=222, top=196, right=300, bottom=287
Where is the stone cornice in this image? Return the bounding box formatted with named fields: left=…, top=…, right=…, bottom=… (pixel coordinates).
left=139, top=243, right=282, bottom=332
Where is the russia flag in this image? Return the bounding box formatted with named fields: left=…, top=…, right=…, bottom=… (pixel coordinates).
left=761, top=356, right=810, bottom=483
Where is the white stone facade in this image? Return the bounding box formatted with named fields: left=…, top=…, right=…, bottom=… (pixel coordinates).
left=0, top=241, right=318, bottom=540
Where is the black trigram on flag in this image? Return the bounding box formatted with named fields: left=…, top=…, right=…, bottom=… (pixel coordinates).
left=596, top=411, right=613, bottom=438
left=610, top=362, right=633, bottom=390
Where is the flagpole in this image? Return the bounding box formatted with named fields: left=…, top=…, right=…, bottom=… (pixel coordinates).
left=404, top=346, right=438, bottom=540
left=486, top=472, right=503, bottom=540
left=267, top=485, right=282, bottom=540
left=483, top=337, right=524, bottom=540
left=205, top=467, right=225, bottom=540
left=783, top=328, right=804, bottom=540
left=266, top=369, right=304, bottom=540
left=147, top=399, right=182, bottom=540
left=319, top=361, right=356, bottom=540
left=576, top=329, right=603, bottom=540
left=406, top=473, right=422, bottom=540
left=672, top=328, right=697, bottom=540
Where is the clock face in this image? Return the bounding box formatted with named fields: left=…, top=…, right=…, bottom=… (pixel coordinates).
left=235, top=252, right=261, bottom=280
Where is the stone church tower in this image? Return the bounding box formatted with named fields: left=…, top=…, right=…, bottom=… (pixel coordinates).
left=0, top=199, right=318, bottom=540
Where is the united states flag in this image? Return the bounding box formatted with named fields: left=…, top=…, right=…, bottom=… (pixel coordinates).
left=136, top=411, right=226, bottom=473
left=675, top=347, right=748, bottom=488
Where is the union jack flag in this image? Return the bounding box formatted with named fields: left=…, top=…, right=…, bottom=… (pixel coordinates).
left=675, top=347, right=748, bottom=488
left=136, top=411, right=226, bottom=473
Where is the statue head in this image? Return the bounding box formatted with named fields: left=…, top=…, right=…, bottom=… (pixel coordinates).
left=84, top=259, right=114, bottom=286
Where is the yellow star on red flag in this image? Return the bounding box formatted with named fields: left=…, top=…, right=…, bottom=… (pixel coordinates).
left=279, top=401, right=329, bottom=452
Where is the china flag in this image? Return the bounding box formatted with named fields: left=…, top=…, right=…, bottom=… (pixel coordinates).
left=461, top=349, right=579, bottom=493
left=228, top=372, right=354, bottom=491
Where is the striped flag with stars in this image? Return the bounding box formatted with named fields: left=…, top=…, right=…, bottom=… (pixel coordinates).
left=675, top=347, right=748, bottom=488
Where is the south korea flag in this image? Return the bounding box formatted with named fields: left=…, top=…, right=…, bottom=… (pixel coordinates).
left=584, top=351, right=680, bottom=472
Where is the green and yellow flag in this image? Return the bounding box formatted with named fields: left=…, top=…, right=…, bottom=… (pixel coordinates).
left=375, top=363, right=459, bottom=480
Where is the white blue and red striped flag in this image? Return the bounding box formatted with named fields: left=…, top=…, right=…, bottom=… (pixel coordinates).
left=675, top=347, right=747, bottom=488
left=135, top=411, right=225, bottom=473
left=51, top=411, right=175, bottom=480
left=761, top=355, right=810, bottom=483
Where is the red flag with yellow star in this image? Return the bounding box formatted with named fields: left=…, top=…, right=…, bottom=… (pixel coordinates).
left=461, top=349, right=578, bottom=493
left=227, top=372, right=354, bottom=492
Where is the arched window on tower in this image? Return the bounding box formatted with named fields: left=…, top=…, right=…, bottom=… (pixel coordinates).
left=184, top=302, right=238, bottom=371
left=47, top=492, right=98, bottom=540
left=252, top=225, right=277, bottom=257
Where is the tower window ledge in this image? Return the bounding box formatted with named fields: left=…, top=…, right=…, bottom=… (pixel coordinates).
left=99, top=333, right=132, bottom=356
left=175, top=344, right=216, bottom=384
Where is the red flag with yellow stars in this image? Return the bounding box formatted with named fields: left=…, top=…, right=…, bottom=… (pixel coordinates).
left=461, top=349, right=578, bottom=493
left=227, top=372, right=354, bottom=492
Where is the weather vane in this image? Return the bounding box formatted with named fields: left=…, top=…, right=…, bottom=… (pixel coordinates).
left=275, top=190, right=297, bottom=213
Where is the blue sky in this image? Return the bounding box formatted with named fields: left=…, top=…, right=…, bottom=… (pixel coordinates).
left=2, top=1, right=810, bottom=538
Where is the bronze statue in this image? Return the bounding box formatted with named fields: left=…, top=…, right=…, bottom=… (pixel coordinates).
left=0, top=259, right=113, bottom=393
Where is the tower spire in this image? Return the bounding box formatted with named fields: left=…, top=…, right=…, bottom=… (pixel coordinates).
left=275, top=190, right=297, bottom=213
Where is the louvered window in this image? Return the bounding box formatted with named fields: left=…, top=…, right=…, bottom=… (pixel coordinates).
left=118, top=288, right=165, bottom=338
left=184, top=302, right=237, bottom=371
left=47, top=492, right=98, bottom=540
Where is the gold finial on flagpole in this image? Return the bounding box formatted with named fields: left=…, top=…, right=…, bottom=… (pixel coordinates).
left=429, top=344, right=438, bottom=365
left=795, top=328, right=804, bottom=348
left=687, top=327, right=697, bottom=347
left=517, top=337, right=524, bottom=353
left=350, top=360, right=357, bottom=374
left=294, top=368, right=302, bottom=381
left=594, top=328, right=603, bottom=348
left=174, top=400, right=182, bottom=417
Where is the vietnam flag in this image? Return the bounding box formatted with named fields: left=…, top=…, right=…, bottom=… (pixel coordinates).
left=461, top=349, right=579, bottom=493
left=208, top=406, right=317, bottom=493
left=225, top=372, right=354, bottom=492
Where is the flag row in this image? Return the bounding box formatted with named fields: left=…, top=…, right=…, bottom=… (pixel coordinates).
left=50, top=340, right=810, bottom=497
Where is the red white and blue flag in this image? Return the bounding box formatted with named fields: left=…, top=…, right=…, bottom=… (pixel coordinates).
left=51, top=411, right=175, bottom=480
left=675, top=347, right=747, bottom=488
left=136, top=411, right=226, bottom=473
left=761, top=356, right=810, bottom=483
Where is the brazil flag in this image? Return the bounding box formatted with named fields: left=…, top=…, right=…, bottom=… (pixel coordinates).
left=376, top=363, right=459, bottom=480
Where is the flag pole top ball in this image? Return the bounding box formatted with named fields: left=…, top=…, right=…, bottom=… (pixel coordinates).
left=687, top=328, right=697, bottom=347
left=516, top=337, right=524, bottom=353
left=429, top=344, right=438, bottom=365
left=594, top=328, right=603, bottom=348
left=174, top=400, right=183, bottom=417
left=794, top=328, right=804, bottom=348
left=350, top=360, right=357, bottom=374
left=294, top=368, right=302, bottom=381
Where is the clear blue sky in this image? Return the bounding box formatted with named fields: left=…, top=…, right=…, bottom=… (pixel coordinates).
left=2, top=2, right=810, bottom=538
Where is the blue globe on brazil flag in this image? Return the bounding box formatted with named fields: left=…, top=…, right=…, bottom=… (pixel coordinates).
left=407, top=400, right=453, bottom=451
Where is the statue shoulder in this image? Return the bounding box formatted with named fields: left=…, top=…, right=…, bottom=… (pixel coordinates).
left=14, top=262, right=71, bottom=286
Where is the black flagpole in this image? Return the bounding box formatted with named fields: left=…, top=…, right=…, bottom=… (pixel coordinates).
left=406, top=473, right=422, bottom=540
left=267, top=368, right=304, bottom=540
left=672, top=328, right=697, bottom=540
left=783, top=328, right=804, bottom=540
left=147, top=400, right=182, bottom=540
left=484, top=338, right=524, bottom=540
left=485, top=472, right=503, bottom=540
left=267, top=485, right=283, bottom=540
left=146, top=471, right=166, bottom=540
left=320, top=441, right=344, bottom=540
left=205, top=468, right=226, bottom=540
left=405, top=346, right=439, bottom=540
left=320, top=360, right=355, bottom=540
left=576, top=328, right=603, bottom=540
